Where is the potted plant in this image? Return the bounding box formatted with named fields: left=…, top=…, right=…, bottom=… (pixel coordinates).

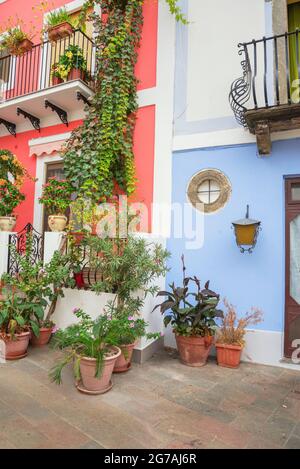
left=0, top=150, right=33, bottom=232
left=44, top=8, right=75, bottom=42
left=56, top=45, right=87, bottom=82
left=51, top=63, right=64, bottom=86
left=39, top=177, right=73, bottom=232
left=155, top=256, right=223, bottom=367
left=50, top=308, right=121, bottom=394
left=215, top=299, right=263, bottom=368
left=2, top=246, right=74, bottom=347
left=0, top=291, right=31, bottom=360
left=0, top=180, right=24, bottom=232
left=0, top=17, right=36, bottom=56
left=105, top=299, right=161, bottom=373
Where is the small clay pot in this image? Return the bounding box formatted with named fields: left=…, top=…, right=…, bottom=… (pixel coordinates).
left=216, top=343, right=243, bottom=368
left=113, top=342, right=136, bottom=373
left=77, top=346, right=121, bottom=394
left=68, top=68, right=85, bottom=81
left=175, top=334, right=214, bottom=367
left=48, top=22, right=74, bottom=42
left=0, top=216, right=16, bottom=232
left=2, top=331, right=31, bottom=360
left=48, top=214, right=67, bottom=232
left=12, top=39, right=34, bottom=56
left=30, top=327, right=53, bottom=347
left=52, top=76, right=64, bottom=86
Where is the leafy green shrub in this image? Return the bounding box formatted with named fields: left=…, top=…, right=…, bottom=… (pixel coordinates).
left=39, top=177, right=73, bottom=215
left=0, top=181, right=25, bottom=216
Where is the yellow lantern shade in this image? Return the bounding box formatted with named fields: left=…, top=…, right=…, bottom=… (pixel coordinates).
left=232, top=205, right=261, bottom=253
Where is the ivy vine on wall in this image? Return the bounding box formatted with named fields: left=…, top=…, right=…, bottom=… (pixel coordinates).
left=63, top=0, right=186, bottom=204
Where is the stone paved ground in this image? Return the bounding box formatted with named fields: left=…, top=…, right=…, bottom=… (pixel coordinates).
left=0, top=347, right=300, bottom=449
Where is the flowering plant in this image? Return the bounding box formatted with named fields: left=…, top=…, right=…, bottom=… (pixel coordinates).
left=55, top=45, right=87, bottom=80
left=0, top=16, right=36, bottom=55
left=39, top=177, right=73, bottom=215
left=0, top=150, right=34, bottom=188
left=0, top=180, right=25, bottom=216
left=216, top=299, right=263, bottom=347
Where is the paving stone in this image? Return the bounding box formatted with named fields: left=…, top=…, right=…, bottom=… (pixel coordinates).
left=293, top=423, right=300, bottom=437
left=284, top=436, right=300, bottom=449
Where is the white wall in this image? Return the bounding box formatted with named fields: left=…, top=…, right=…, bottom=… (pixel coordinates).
left=186, top=0, right=266, bottom=122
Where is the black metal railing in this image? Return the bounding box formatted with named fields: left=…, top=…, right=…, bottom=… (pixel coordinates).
left=0, top=30, right=95, bottom=102
left=230, top=29, right=300, bottom=127
left=7, top=223, right=44, bottom=275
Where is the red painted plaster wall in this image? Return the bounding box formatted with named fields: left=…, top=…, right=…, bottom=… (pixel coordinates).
left=0, top=1, right=158, bottom=232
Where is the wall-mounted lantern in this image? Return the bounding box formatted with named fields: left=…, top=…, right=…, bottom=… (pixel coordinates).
left=232, top=205, right=261, bottom=253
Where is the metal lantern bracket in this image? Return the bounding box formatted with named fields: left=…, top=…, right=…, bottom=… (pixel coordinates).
left=0, top=118, right=16, bottom=137
left=45, top=100, right=68, bottom=126
left=17, top=108, right=41, bottom=132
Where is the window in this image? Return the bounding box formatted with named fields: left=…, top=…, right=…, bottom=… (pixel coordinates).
left=187, top=169, right=231, bottom=214
left=0, top=46, right=11, bottom=85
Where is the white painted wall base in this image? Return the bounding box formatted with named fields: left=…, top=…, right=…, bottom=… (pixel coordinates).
left=164, top=327, right=300, bottom=371
left=0, top=232, right=15, bottom=277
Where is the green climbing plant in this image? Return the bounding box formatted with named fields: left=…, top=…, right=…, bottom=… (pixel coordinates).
left=63, top=0, right=186, bottom=204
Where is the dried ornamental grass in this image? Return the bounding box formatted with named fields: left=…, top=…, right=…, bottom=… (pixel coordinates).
left=216, top=299, right=263, bottom=347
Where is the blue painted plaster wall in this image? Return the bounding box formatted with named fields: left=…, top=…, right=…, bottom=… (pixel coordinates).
left=167, top=138, right=300, bottom=332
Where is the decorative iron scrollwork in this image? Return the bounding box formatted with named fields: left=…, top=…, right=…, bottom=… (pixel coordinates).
left=229, top=44, right=252, bottom=128
left=7, top=223, right=44, bottom=275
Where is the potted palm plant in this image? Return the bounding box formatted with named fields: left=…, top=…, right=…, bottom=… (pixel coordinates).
left=215, top=299, right=263, bottom=368
left=50, top=308, right=121, bottom=394
left=155, top=256, right=223, bottom=367
left=44, top=8, right=75, bottom=42
left=39, top=177, right=73, bottom=232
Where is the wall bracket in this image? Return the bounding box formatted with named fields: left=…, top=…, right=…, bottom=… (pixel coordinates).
left=0, top=118, right=16, bottom=137
left=45, top=100, right=68, bottom=126
left=76, top=91, right=91, bottom=107
left=17, top=108, right=41, bottom=132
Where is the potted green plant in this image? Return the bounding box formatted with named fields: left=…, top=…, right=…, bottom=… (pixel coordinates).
left=0, top=150, right=33, bottom=232
left=56, top=45, right=87, bottom=82
left=45, top=8, right=75, bottom=42
left=50, top=308, right=121, bottom=394
left=0, top=181, right=24, bottom=232
left=2, top=246, right=74, bottom=347
left=39, top=177, right=73, bottom=232
left=0, top=291, right=31, bottom=360
left=51, top=63, right=64, bottom=86
left=215, top=299, right=263, bottom=368
left=105, top=299, right=161, bottom=373
left=0, top=17, right=36, bottom=56
left=155, top=256, right=223, bottom=367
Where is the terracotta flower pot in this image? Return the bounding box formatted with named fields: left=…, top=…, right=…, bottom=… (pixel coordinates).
left=77, top=346, right=121, bottom=394
left=68, top=68, right=85, bottom=81
left=113, top=342, right=136, bottom=373
left=52, top=76, right=64, bottom=86
left=11, top=39, right=34, bottom=56
left=74, top=272, right=85, bottom=289
left=216, top=343, right=243, bottom=369
left=48, top=22, right=74, bottom=42
left=175, top=334, right=214, bottom=367
left=1, top=331, right=31, bottom=360
left=30, top=327, right=53, bottom=347
left=0, top=216, right=16, bottom=232
left=48, top=214, right=67, bottom=232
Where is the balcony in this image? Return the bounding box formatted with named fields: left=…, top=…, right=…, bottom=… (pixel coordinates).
left=230, top=30, right=300, bottom=155
left=0, top=30, right=96, bottom=136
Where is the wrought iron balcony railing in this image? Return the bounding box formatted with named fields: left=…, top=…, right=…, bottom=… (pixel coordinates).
left=229, top=29, right=300, bottom=127
left=0, top=29, right=95, bottom=102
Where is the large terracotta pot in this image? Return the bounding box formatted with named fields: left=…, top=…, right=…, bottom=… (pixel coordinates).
left=175, top=334, right=214, bottom=367
left=77, top=346, right=121, bottom=394
left=30, top=327, right=53, bottom=347
left=48, top=22, right=74, bottom=42
left=0, top=216, right=16, bottom=232
left=48, top=215, right=67, bottom=232
left=113, top=342, right=136, bottom=373
left=216, top=343, right=242, bottom=369
left=68, top=68, right=85, bottom=81
left=2, top=331, right=31, bottom=360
